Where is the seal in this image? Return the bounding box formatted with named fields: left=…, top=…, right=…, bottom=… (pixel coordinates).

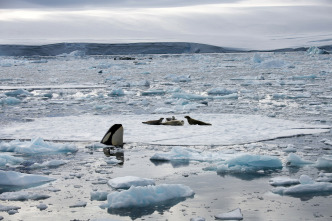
left=142, top=118, right=164, bottom=125
left=101, top=124, right=124, bottom=146
left=162, top=120, right=184, bottom=126
left=184, top=116, right=211, bottom=125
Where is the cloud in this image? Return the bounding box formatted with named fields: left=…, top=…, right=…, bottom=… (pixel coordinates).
left=0, top=0, right=241, bottom=9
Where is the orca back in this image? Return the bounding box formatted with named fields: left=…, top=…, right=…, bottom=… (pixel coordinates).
left=101, top=124, right=123, bottom=146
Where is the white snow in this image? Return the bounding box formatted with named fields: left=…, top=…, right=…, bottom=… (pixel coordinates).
left=269, top=177, right=300, bottom=186
left=215, top=208, right=243, bottom=220
left=107, top=176, right=155, bottom=189
left=0, top=137, right=78, bottom=154
left=0, top=114, right=328, bottom=146
left=0, top=170, right=55, bottom=186
left=101, top=184, right=194, bottom=209
left=0, top=191, right=50, bottom=201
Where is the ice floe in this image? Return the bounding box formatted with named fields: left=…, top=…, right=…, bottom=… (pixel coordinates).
left=272, top=175, right=332, bottom=196
left=286, top=153, right=313, bottom=166
left=107, top=176, right=155, bottom=189
left=0, top=138, right=78, bottom=154
left=0, top=114, right=328, bottom=146
left=269, top=177, right=300, bottom=186
left=215, top=208, right=243, bottom=220
left=91, top=191, right=108, bottom=201
left=101, top=184, right=194, bottom=209
left=315, top=155, right=332, bottom=168
left=0, top=170, right=55, bottom=187
left=0, top=204, right=21, bottom=212
left=316, top=173, right=332, bottom=182
left=29, top=160, right=67, bottom=169
left=0, top=191, right=51, bottom=201
left=0, top=154, right=23, bottom=167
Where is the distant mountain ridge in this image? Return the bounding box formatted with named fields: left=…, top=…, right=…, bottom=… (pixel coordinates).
left=0, top=42, right=330, bottom=56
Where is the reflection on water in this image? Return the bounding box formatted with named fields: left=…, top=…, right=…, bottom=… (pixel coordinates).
left=150, top=159, right=190, bottom=168
left=103, top=147, right=124, bottom=165
left=106, top=197, right=190, bottom=220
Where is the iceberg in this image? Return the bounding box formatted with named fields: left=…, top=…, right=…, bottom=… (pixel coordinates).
left=107, top=176, right=155, bottom=189
left=5, top=89, right=32, bottom=97
left=0, top=97, right=21, bottom=105
left=0, top=138, right=78, bottom=154
left=0, top=170, right=55, bottom=186
left=91, top=191, right=108, bottom=201
left=272, top=181, right=332, bottom=196
left=101, top=184, right=194, bottom=209
left=307, top=46, right=329, bottom=55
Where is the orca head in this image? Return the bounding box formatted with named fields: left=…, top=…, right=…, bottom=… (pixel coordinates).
left=101, top=124, right=123, bottom=146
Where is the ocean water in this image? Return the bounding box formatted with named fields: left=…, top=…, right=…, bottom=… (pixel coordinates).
left=0, top=50, right=332, bottom=220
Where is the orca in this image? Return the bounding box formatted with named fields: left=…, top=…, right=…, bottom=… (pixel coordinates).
left=101, top=124, right=124, bottom=146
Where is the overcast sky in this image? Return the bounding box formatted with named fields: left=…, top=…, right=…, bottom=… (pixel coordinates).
left=0, top=0, right=331, bottom=49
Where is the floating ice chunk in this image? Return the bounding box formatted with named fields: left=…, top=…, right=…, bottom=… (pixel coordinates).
left=165, top=74, right=191, bottom=82
left=207, top=88, right=237, bottom=96
left=315, top=155, right=332, bottom=168
left=283, top=144, right=297, bottom=152
left=269, top=177, right=300, bottom=186
left=215, top=208, right=243, bottom=220
left=36, top=203, right=48, bottom=210
left=212, top=93, right=238, bottom=100
left=321, top=139, right=332, bottom=146
left=0, top=97, right=21, bottom=105
left=190, top=217, right=206, bottom=221
left=101, top=184, right=194, bottom=209
left=272, top=178, right=332, bottom=196
left=286, top=153, right=313, bottom=166
left=0, top=204, right=21, bottom=212
left=140, top=89, right=165, bottom=96
left=316, top=173, right=332, bottom=182
left=0, top=138, right=78, bottom=154
left=108, top=88, right=125, bottom=96
left=0, top=154, right=23, bottom=166
left=106, top=76, right=125, bottom=81
left=30, top=160, right=67, bottom=169
left=5, top=89, right=32, bottom=97
left=0, top=170, right=55, bottom=186
left=131, top=80, right=150, bottom=87
left=91, top=191, right=108, bottom=201
left=69, top=201, right=87, bottom=208
left=299, top=175, right=315, bottom=184
left=105, top=158, right=122, bottom=165
left=172, top=92, right=207, bottom=100
left=218, top=154, right=282, bottom=173
left=253, top=53, right=262, bottom=63
left=150, top=146, right=232, bottom=162
left=107, top=176, right=155, bottom=189
left=307, top=46, right=329, bottom=55
left=0, top=191, right=50, bottom=201
left=259, top=60, right=286, bottom=69
left=292, top=74, right=317, bottom=80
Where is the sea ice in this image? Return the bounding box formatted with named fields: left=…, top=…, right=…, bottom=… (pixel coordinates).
left=0, top=191, right=50, bottom=201
left=217, top=154, right=282, bottom=173
left=215, top=208, right=243, bottom=220
left=36, top=203, right=48, bottom=210
left=316, top=173, right=332, bottom=182
left=190, top=217, right=206, bottom=221
left=315, top=155, right=332, bottom=168
left=0, top=170, right=55, bottom=186
left=69, top=201, right=87, bottom=208
left=4, top=89, right=32, bottom=97
left=0, top=138, right=78, bottom=154
left=0, top=97, right=21, bottom=105
left=272, top=175, right=332, bottom=196
left=207, top=88, right=236, bottom=95
left=286, top=153, right=313, bottom=166
left=101, top=184, right=194, bottom=209
left=107, top=176, right=155, bottom=189
left=0, top=154, right=23, bottom=166
left=91, top=191, right=108, bottom=201
left=269, top=177, right=300, bottom=186
left=29, top=160, right=67, bottom=169
left=0, top=204, right=21, bottom=212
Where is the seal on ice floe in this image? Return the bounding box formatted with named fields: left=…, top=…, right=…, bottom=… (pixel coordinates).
left=162, top=120, right=184, bottom=126
left=184, top=116, right=211, bottom=125
left=142, top=118, right=164, bottom=125
left=101, top=124, right=124, bottom=146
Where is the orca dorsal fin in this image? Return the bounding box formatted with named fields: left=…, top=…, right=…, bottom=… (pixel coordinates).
left=101, top=124, right=123, bottom=146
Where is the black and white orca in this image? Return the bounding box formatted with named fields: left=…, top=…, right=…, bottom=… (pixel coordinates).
left=101, top=124, right=124, bottom=146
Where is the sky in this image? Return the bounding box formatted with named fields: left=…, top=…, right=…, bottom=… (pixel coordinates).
left=0, top=0, right=332, bottom=49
